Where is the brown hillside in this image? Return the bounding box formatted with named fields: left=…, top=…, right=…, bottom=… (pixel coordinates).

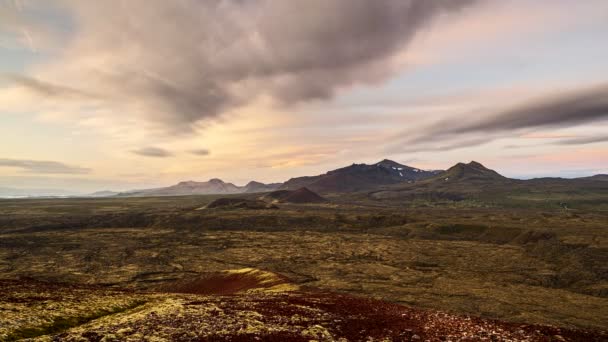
left=264, top=187, right=327, bottom=204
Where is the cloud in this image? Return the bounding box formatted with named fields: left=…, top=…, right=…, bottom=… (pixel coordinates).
left=387, top=136, right=490, bottom=153
left=1, top=74, right=93, bottom=99
left=1, top=0, right=475, bottom=133
left=391, top=83, right=608, bottom=152
left=556, top=135, right=608, bottom=145
left=132, top=147, right=172, bottom=158
left=429, top=83, right=608, bottom=137
left=0, top=158, right=91, bottom=174
left=190, top=149, right=210, bottom=156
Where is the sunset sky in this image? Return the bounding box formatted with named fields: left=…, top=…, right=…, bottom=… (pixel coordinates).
left=1, top=0, right=608, bottom=192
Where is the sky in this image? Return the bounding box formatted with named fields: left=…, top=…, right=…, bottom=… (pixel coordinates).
left=1, top=0, right=608, bottom=193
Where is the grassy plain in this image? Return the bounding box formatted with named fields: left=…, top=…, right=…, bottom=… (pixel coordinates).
left=1, top=193, right=607, bottom=337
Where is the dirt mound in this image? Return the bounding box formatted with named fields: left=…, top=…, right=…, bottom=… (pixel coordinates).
left=159, top=268, right=298, bottom=295
left=202, top=198, right=278, bottom=210
left=264, top=187, right=327, bottom=204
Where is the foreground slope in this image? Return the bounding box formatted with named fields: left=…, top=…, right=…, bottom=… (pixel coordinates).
left=2, top=271, right=605, bottom=342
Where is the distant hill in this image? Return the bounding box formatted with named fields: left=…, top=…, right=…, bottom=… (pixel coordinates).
left=439, top=161, right=507, bottom=182
left=202, top=198, right=278, bottom=210
left=578, top=174, right=608, bottom=182
left=280, top=159, right=440, bottom=193
left=262, top=187, right=327, bottom=204
left=243, top=181, right=282, bottom=193
left=118, top=179, right=280, bottom=197
left=119, top=179, right=241, bottom=197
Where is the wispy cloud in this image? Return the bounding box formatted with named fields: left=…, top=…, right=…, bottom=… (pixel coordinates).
left=131, top=147, right=172, bottom=158
left=2, top=74, right=94, bottom=99
left=435, top=83, right=608, bottom=135
left=555, top=135, right=608, bottom=145
left=391, top=83, right=608, bottom=152
left=387, top=136, right=490, bottom=153
left=0, top=158, right=91, bottom=174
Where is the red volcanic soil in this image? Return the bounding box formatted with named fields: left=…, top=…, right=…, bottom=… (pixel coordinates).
left=272, top=291, right=606, bottom=342
left=3, top=275, right=606, bottom=341
left=152, top=271, right=607, bottom=341
left=140, top=289, right=607, bottom=341
left=158, top=269, right=291, bottom=295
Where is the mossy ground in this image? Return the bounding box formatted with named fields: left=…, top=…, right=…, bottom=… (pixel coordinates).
left=0, top=194, right=607, bottom=339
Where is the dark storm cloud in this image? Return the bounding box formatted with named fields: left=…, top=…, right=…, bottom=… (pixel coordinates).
left=131, top=147, right=172, bottom=158
left=0, top=158, right=91, bottom=174
left=5, top=0, right=475, bottom=132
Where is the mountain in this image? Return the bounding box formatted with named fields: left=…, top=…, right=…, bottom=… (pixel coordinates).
left=370, top=161, right=513, bottom=201
left=118, top=179, right=281, bottom=197
left=243, top=181, right=282, bottom=193
left=369, top=161, right=608, bottom=207
left=280, top=159, right=440, bottom=193
left=262, top=187, right=327, bottom=204
left=437, top=161, right=507, bottom=183
left=119, top=179, right=242, bottom=197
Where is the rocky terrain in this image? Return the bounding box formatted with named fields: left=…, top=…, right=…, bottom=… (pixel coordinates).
left=1, top=270, right=605, bottom=342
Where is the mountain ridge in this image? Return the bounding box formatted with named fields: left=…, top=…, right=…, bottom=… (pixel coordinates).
left=16, top=160, right=606, bottom=199
left=280, top=159, right=441, bottom=193
left=117, top=178, right=281, bottom=197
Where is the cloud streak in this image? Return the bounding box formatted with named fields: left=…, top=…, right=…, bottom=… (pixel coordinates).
left=132, top=147, right=172, bottom=158
left=392, top=83, right=608, bottom=152
left=2, top=74, right=93, bottom=99
left=437, top=83, right=608, bottom=135
left=2, top=0, right=475, bottom=133
left=0, top=158, right=91, bottom=174
left=556, top=135, right=608, bottom=145
left=190, top=149, right=210, bottom=156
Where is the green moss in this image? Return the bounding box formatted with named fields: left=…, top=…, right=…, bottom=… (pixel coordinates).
left=2, top=300, right=146, bottom=341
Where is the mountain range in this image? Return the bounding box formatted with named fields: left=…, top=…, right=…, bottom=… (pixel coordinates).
left=2, top=159, right=606, bottom=199
left=279, top=159, right=442, bottom=193
left=370, top=161, right=608, bottom=205
left=113, top=159, right=442, bottom=197
left=117, top=179, right=282, bottom=197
